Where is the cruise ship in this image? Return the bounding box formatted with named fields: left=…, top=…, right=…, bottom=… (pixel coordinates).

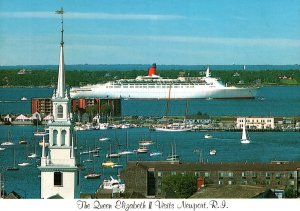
left=70, top=64, right=258, bottom=99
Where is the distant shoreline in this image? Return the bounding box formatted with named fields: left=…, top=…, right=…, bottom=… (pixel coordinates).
left=0, top=68, right=300, bottom=87
left=0, top=64, right=300, bottom=71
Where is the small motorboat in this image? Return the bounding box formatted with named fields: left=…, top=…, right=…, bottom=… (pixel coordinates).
left=1, top=141, right=15, bottom=146
left=28, top=153, right=39, bottom=158
left=19, top=137, right=27, bottom=145
left=150, top=151, right=163, bottom=157
left=99, top=137, right=110, bottom=142
left=204, top=134, right=213, bottom=139
left=134, top=147, right=149, bottom=153
left=18, top=162, right=31, bottom=167
left=85, top=172, right=101, bottom=179
left=210, top=149, right=217, bottom=155
left=102, top=161, right=116, bottom=167
left=21, top=97, right=27, bottom=101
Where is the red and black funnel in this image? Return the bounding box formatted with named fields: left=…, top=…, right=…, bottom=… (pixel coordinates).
left=147, top=63, right=156, bottom=76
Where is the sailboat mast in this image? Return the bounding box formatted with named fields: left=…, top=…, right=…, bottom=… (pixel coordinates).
left=184, top=99, right=189, bottom=127
left=165, top=85, right=172, bottom=128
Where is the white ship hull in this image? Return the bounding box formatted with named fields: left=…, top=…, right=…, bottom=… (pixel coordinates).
left=70, top=65, right=258, bottom=100
left=70, top=84, right=257, bottom=99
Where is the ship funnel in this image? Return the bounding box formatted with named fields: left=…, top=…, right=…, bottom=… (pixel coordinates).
left=147, top=63, right=157, bottom=76
left=205, top=66, right=211, bottom=77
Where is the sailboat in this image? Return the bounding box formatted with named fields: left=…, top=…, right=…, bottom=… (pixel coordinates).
left=241, top=119, right=251, bottom=144
left=102, top=144, right=118, bottom=167
left=98, top=127, right=111, bottom=141
left=28, top=139, right=39, bottom=158
left=155, top=86, right=192, bottom=132
left=150, top=133, right=163, bottom=157
left=85, top=155, right=101, bottom=179
left=19, top=125, right=27, bottom=145
left=106, top=144, right=120, bottom=158
left=6, top=148, right=19, bottom=171
left=34, top=117, right=48, bottom=137
left=1, top=130, right=15, bottom=146
left=18, top=145, right=31, bottom=167
left=83, top=148, right=93, bottom=163
left=166, top=143, right=180, bottom=162
left=118, top=131, right=134, bottom=155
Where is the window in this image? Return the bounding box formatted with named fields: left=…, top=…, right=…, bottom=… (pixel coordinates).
left=242, top=171, right=246, bottom=178
left=205, top=172, right=210, bottom=177
left=218, top=172, right=224, bottom=179
left=289, top=172, right=295, bottom=179
left=54, top=172, right=63, bottom=186
left=157, top=171, right=162, bottom=177
left=53, top=130, right=58, bottom=145
left=57, top=105, right=63, bottom=118
left=61, top=130, right=66, bottom=146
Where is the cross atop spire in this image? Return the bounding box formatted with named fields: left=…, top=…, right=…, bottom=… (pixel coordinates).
left=55, top=7, right=65, bottom=98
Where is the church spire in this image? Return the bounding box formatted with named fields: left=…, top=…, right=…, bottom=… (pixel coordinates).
left=55, top=7, right=65, bottom=98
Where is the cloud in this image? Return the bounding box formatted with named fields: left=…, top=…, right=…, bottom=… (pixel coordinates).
left=71, top=34, right=300, bottom=48
left=0, top=11, right=186, bottom=21
left=120, top=35, right=300, bottom=48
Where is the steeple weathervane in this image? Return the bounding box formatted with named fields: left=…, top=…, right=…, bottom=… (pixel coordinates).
left=55, top=8, right=64, bottom=46
left=55, top=7, right=65, bottom=98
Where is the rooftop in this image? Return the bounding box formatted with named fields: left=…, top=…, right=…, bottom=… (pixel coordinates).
left=126, top=161, right=300, bottom=172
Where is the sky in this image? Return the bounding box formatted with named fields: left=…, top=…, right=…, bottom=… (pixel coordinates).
left=0, top=0, right=300, bottom=65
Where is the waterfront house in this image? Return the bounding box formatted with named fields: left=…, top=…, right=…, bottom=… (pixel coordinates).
left=236, top=117, right=275, bottom=129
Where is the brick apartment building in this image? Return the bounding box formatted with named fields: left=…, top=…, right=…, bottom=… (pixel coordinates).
left=121, top=161, right=300, bottom=198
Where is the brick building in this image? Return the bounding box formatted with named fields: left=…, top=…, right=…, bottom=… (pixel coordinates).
left=31, top=98, right=53, bottom=117
left=31, top=98, right=121, bottom=118
left=120, top=161, right=300, bottom=198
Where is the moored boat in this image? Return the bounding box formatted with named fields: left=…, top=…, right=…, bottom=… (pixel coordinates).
left=85, top=173, right=101, bottom=179
left=209, top=149, right=217, bottom=155
left=100, top=176, right=125, bottom=193
left=241, top=118, right=251, bottom=144
left=204, top=134, right=213, bottom=139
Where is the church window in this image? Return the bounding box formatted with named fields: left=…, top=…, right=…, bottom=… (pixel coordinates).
left=53, top=130, right=58, bottom=145
left=57, top=105, right=63, bottom=118
left=54, top=172, right=63, bottom=186
left=61, top=130, right=66, bottom=146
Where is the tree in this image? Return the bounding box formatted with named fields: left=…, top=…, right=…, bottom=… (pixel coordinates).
left=284, top=186, right=297, bottom=198
left=162, top=174, right=197, bottom=198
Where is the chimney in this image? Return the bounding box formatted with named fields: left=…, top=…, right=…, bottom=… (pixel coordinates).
left=147, top=63, right=157, bottom=76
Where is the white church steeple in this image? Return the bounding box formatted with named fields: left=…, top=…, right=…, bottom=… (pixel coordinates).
left=39, top=8, right=80, bottom=199
left=56, top=7, right=65, bottom=98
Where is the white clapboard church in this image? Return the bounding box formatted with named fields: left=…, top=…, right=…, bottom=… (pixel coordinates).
left=39, top=8, right=80, bottom=199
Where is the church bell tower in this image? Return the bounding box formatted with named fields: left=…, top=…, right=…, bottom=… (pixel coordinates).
left=39, top=8, right=80, bottom=199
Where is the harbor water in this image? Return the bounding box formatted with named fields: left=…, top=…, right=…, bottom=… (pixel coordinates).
left=0, top=86, right=300, bottom=198
left=1, top=86, right=300, bottom=116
